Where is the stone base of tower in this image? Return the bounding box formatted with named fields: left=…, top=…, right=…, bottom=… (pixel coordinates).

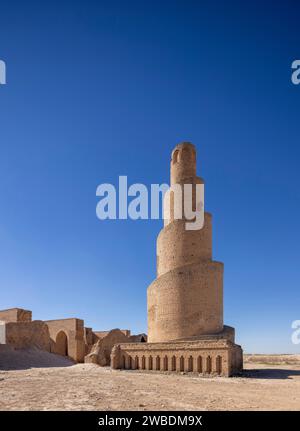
left=111, top=327, right=243, bottom=377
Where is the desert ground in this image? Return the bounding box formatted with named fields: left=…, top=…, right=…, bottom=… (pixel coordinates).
left=0, top=347, right=300, bottom=410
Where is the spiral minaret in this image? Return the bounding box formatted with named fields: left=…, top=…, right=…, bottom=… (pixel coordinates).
left=111, top=141, right=243, bottom=376
left=147, top=142, right=224, bottom=342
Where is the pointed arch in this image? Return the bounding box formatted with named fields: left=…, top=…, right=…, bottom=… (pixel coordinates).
left=206, top=356, right=212, bottom=374
left=55, top=331, right=68, bottom=356
left=197, top=356, right=202, bottom=373
left=216, top=355, right=222, bottom=375
left=180, top=356, right=184, bottom=372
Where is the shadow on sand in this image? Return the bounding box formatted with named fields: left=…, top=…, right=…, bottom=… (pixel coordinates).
left=240, top=368, right=300, bottom=380
left=0, top=346, right=74, bottom=371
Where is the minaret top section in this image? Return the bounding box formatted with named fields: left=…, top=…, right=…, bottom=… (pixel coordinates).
left=170, top=141, right=197, bottom=185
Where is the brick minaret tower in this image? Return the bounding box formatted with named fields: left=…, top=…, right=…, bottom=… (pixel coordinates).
left=112, top=142, right=243, bottom=376
left=148, top=142, right=223, bottom=342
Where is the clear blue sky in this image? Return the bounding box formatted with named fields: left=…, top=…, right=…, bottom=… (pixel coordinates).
left=0, top=0, right=299, bottom=353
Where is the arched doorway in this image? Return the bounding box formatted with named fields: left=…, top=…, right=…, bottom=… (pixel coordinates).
left=180, top=356, right=184, bottom=372
left=56, top=331, right=68, bottom=356
left=216, top=355, right=222, bottom=374
left=206, top=356, right=212, bottom=374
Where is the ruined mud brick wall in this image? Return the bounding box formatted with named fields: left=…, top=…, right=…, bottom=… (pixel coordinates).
left=4, top=321, right=51, bottom=351
left=85, top=328, right=130, bottom=365
left=93, top=329, right=131, bottom=340
left=45, top=318, right=85, bottom=362
left=129, top=333, right=147, bottom=342
left=0, top=308, right=32, bottom=323
left=84, top=327, right=95, bottom=354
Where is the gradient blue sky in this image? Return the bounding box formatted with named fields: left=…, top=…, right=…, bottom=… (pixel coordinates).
left=0, top=0, right=299, bottom=353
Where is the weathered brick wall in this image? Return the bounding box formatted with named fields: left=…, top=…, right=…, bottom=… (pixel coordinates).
left=85, top=328, right=129, bottom=365
left=5, top=321, right=51, bottom=351
left=111, top=339, right=243, bottom=377
left=93, top=329, right=131, bottom=340
left=45, top=318, right=85, bottom=362
left=0, top=308, right=32, bottom=323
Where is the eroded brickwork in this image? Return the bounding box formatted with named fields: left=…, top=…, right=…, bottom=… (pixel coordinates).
left=45, top=318, right=85, bottom=363
left=111, top=339, right=242, bottom=377
left=5, top=321, right=51, bottom=351
left=0, top=308, right=32, bottom=323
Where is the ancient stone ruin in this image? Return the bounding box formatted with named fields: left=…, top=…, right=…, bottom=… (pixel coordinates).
left=0, top=307, right=146, bottom=364
left=111, top=142, right=243, bottom=376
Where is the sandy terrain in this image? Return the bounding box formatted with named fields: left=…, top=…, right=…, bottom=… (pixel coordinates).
left=0, top=348, right=300, bottom=411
